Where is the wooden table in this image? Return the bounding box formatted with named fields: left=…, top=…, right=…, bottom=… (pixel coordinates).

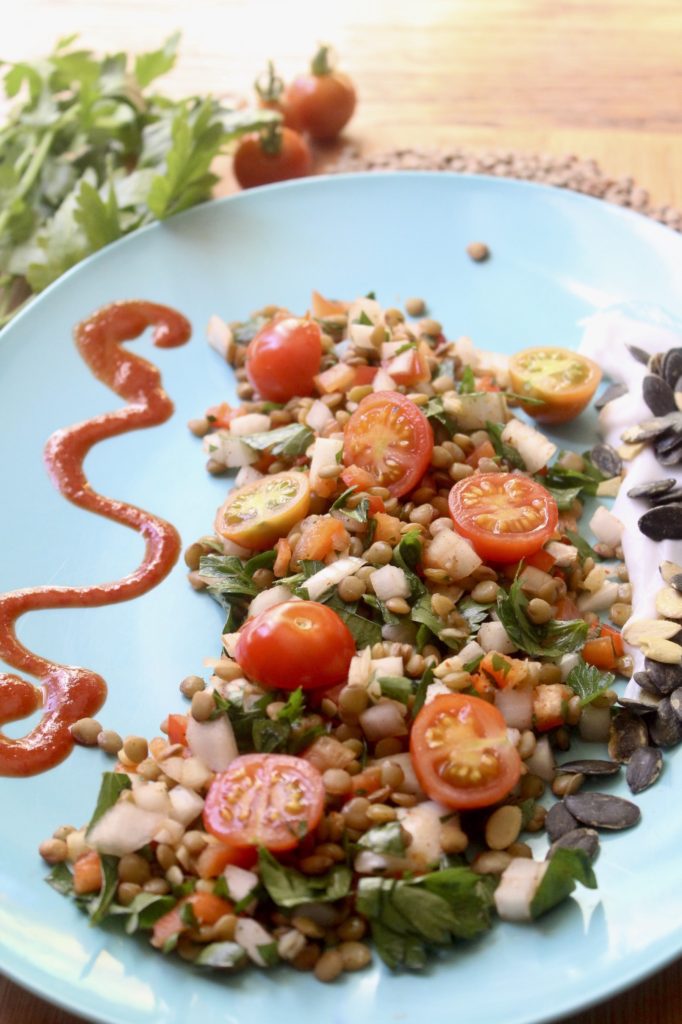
left=1, top=2, right=681, bottom=1022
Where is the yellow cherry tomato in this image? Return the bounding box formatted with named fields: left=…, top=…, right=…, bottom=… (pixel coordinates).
left=215, top=471, right=310, bottom=550
left=509, top=346, right=602, bottom=424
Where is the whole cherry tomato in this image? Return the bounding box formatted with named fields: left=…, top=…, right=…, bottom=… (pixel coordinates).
left=234, top=600, right=356, bottom=691
left=284, top=45, right=356, bottom=141
left=254, top=60, right=302, bottom=130
left=233, top=124, right=312, bottom=189
left=246, top=315, right=322, bottom=402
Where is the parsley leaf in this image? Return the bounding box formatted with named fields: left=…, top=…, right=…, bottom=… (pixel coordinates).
left=258, top=848, right=351, bottom=908
left=392, top=530, right=426, bottom=599
left=496, top=577, right=588, bottom=657
left=358, top=821, right=407, bottom=856
left=86, top=772, right=131, bottom=838
left=194, top=941, right=247, bottom=969
left=459, top=365, right=476, bottom=393
left=411, top=593, right=465, bottom=651
left=566, top=661, right=614, bottom=706
left=424, top=395, right=458, bottom=434
left=530, top=848, right=597, bottom=919
left=486, top=420, right=525, bottom=470
left=565, top=528, right=602, bottom=563
left=239, top=423, right=313, bottom=459
left=331, top=487, right=369, bottom=523
left=411, top=664, right=433, bottom=719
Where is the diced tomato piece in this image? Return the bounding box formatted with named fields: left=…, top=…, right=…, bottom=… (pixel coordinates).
left=478, top=652, right=527, bottom=689
left=340, top=464, right=376, bottom=491
left=315, top=363, right=355, bottom=395
left=273, top=537, right=292, bottom=578
left=555, top=595, right=581, bottom=620
left=293, top=516, right=349, bottom=562
left=310, top=290, right=347, bottom=318
left=366, top=494, right=385, bottom=515
left=196, top=842, right=257, bottom=879
left=372, top=512, right=403, bottom=545
left=350, top=766, right=383, bottom=796
left=353, top=365, right=378, bottom=386
left=470, top=673, right=495, bottom=699
left=205, top=402, right=234, bottom=429
left=383, top=341, right=430, bottom=387
left=525, top=549, right=556, bottom=573
left=599, top=624, right=624, bottom=659
left=73, top=851, right=102, bottom=895
left=582, top=636, right=618, bottom=671
left=533, top=684, right=573, bottom=732
left=476, top=374, right=501, bottom=393
left=465, top=439, right=496, bottom=468
left=152, top=892, right=234, bottom=948
left=167, top=714, right=188, bottom=747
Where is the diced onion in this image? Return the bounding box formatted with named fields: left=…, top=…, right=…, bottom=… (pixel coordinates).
left=501, top=418, right=557, bottom=474
left=370, top=564, right=410, bottom=601
left=577, top=581, right=620, bottom=613
left=168, top=785, right=205, bottom=827
left=304, top=556, right=365, bottom=600
left=589, top=505, right=625, bottom=546
left=495, top=858, right=547, bottom=922
left=425, top=530, right=482, bottom=581
left=235, top=465, right=263, bottom=488
left=207, top=315, right=232, bottom=360
left=523, top=736, right=555, bottom=781
left=248, top=586, right=295, bottom=619
left=88, top=802, right=165, bottom=857
left=372, top=368, right=397, bottom=392
left=235, top=919, right=275, bottom=967
left=229, top=413, right=271, bottom=436
left=186, top=714, right=238, bottom=772
left=478, top=620, right=518, bottom=654
left=305, top=399, right=334, bottom=433
left=494, top=687, right=534, bottom=729
left=359, top=701, right=408, bottom=741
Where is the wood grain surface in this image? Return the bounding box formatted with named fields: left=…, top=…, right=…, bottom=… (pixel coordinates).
left=1, top=2, right=681, bottom=1022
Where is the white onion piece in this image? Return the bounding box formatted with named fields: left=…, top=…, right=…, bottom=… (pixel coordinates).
left=186, top=714, right=238, bottom=773
left=372, top=368, right=397, bottom=392
left=373, top=752, right=423, bottom=795
left=577, top=581, right=620, bottom=613
left=305, top=399, right=335, bottom=433
left=154, top=817, right=186, bottom=847
left=88, top=803, right=165, bottom=857
left=168, top=785, right=205, bottom=827
left=359, top=702, right=408, bottom=742
left=559, top=652, right=581, bottom=681
left=371, top=564, right=410, bottom=601
left=523, top=736, right=555, bottom=781
left=398, top=800, right=448, bottom=872
left=424, top=681, right=452, bottom=704
left=304, top=556, right=365, bottom=600
left=348, top=648, right=372, bottom=686
left=354, top=850, right=390, bottom=874
left=495, top=858, right=547, bottom=922
left=229, top=413, right=271, bottom=436
left=501, top=419, right=556, bottom=474
left=478, top=620, right=518, bottom=654
left=494, top=688, right=534, bottom=730
left=589, top=505, right=625, bottom=546
left=370, top=656, right=404, bottom=678
left=160, top=755, right=213, bottom=790
left=247, top=586, right=294, bottom=619
left=132, top=782, right=171, bottom=816
left=207, top=314, right=232, bottom=359
left=235, top=919, right=275, bottom=966
left=224, top=865, right=259, bottom=904
left=235, top=465, right=263, bottom=488
left=426, top=530, right=482, bottom=580
left=545, top=541, right=579, bottom=568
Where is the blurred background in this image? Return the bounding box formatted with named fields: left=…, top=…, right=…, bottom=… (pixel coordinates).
left=2, top=0, right=681, bottom=205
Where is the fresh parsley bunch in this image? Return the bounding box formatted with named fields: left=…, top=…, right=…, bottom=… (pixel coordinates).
left=0, top=33, right=277, bottom=325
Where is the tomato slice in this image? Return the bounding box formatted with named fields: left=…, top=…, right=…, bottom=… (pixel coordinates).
left=410, top=694, right=522, bottom=810
left=509, top=347, right=602, bottom=424
left=235, top=600, right=356, bottom=691
left=215, top=471, right=310, bottom=551
left=448, top=472, right=558, bottom=563
left=203, top=754, right=325, bottom=851
left=343, top=391, right=434, bottom=497
left=292, top=515, right=349, bottom=562
left=246, top=317, right=322, bottom=403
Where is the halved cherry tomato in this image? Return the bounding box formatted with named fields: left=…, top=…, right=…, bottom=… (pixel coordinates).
left=509, top=347, right=602, bottom=425
left=246, top=316, right=321, bottom=402
left=235, top=600, right=355, bottom=691
left=152, top=892, right=234, bottom=949
left=293, top=515, right=349, bottom=562
left=410, top=694, right=522, bottom=810
left=233, top=125, right=312, bottom=191
left=448, top=473, right=558, bottom=563
left=582, top=637, right=618, bottom=671
left=215, top=471, right=310, bottom=551
left=203, top=754, right=325, bottom=851
left=284, top=45, right=356, bottom=141
left=343, top=391, right=434, bottom=498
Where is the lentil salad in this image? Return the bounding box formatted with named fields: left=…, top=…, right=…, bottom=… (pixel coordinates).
left=40, top=292, right=680, bottom=981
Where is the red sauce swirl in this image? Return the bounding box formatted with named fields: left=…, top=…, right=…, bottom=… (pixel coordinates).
left=0, top=301, right=191, bottom=776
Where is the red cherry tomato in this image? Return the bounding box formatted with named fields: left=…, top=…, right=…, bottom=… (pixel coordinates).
left=448, top=472, right=558, bottom=563
left=284, top=45, right=356, bottom=141
left=343, top=391, right=434, bottom=498
left=233, top=125, right=312, bottom=190
left=203, top=754, right=325, bottom=851
left=254, top=60, right=302, bottom=130
left=246, top=316, right=321, bottom=402
left=234, top=600, right=356, bottom=691
left=410, top=694, right=522, bottom=810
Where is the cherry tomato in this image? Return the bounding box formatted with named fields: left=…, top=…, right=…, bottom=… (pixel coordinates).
left=235, top=600, right=355, bottom=691
left=215, top=471, right=310, bottom=551
left=448, top=472, right=558, bottom=563
left=246, top=316, right=321, bottom=402
left=203, top=753, right=325, bottom=851
left=343, top=391, right=434, bottom=498
left=410, top=694, right=522, bottom=810
left=509, top=347, right=602, bottom=424
left=254, top=60, right=302, bottom=130
left=284, top=45, right=356, bottom=141
left=233, top=125, right=312, bottom=190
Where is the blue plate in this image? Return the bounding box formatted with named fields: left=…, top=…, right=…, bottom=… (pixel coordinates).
left=1, top=173, right=682, bottom=1024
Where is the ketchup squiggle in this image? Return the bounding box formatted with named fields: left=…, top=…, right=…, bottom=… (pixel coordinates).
left=0, top=301, right=191, bottom=776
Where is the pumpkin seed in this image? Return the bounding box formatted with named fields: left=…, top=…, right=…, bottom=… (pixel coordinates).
left=626, top=343, right=651, bottom=366
left=547, top=827, right=600, bottom=862
left=618, top=692, right=661, bottom=713
left=643, top=657, right=682, bottom=695
left=649, top=487, right=682, bottom=506
left=622, top=412, right=682, bottom=444
left=564, top=792, right=641, bottom=830
left=662, top=348, right=682, bottom=388
left=545, top=801, right=578, bottom=842
left=595, top=382, right=627, bottom=410
left=607, top=710, right=649, bottom=763
left=642, top=374, right=677, bottom=416
left=590, top=443, right=622, bottom=477
left=626, top=746, right=663, bottom=794
left=557, top=758, right=621, bottom=777
left=649, top=697, right=682, bottom=748
left=627, top=479, right=676, bottom=500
